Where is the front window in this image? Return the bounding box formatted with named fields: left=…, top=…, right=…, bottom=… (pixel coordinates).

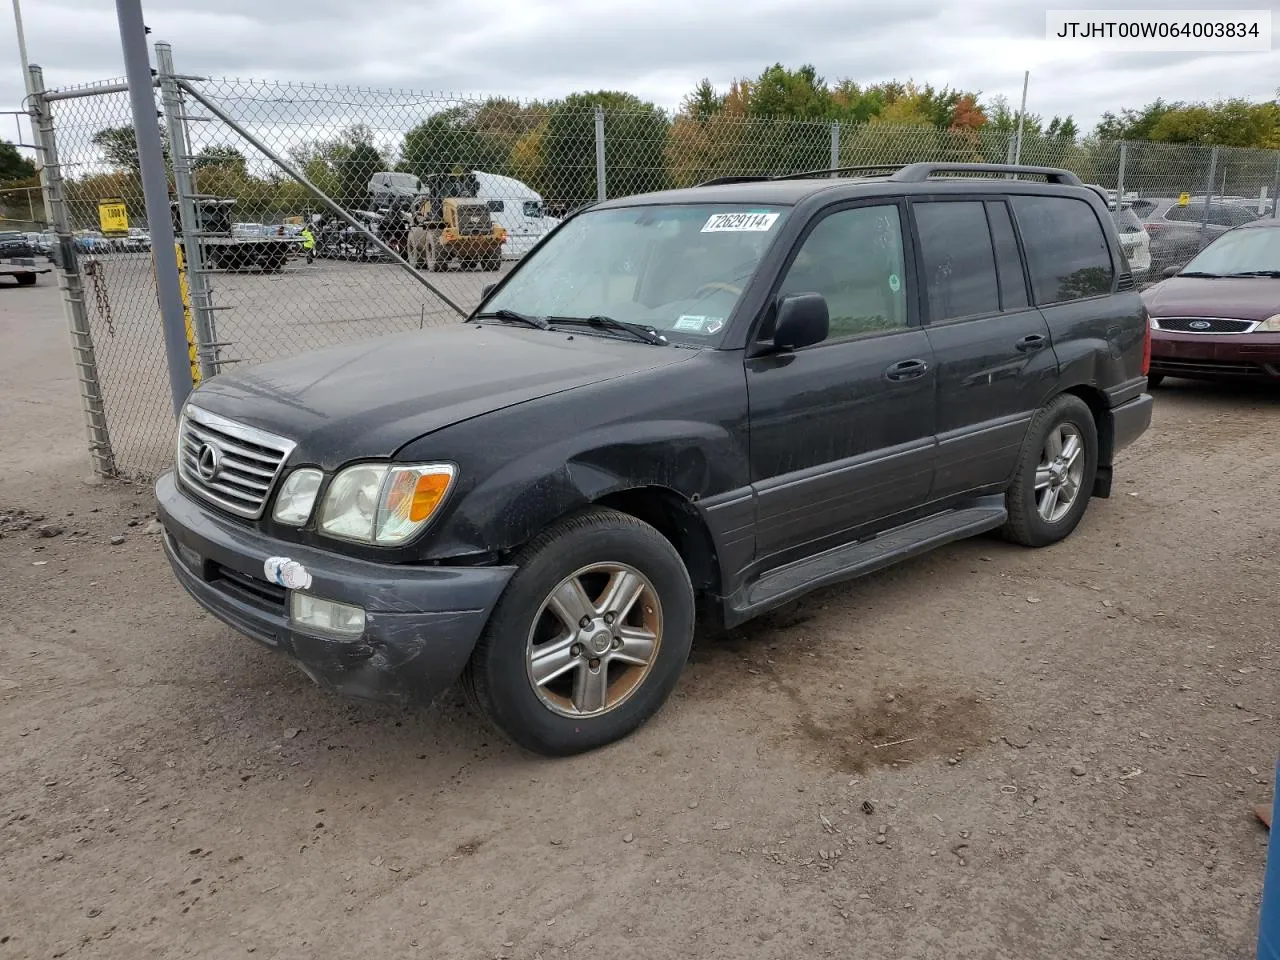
left=1181, top=227, right=1280, bottom=276
left=483, top=203, right=790, bottom=339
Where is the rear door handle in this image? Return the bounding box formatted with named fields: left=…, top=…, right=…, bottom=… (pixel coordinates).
left=884, top=358, right=929, bottom=381
left=1016, top=334, right=1048, bottom=352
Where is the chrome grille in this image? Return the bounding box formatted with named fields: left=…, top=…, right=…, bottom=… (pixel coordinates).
left=1154, top=316, right=1257, bottom=334
left=177, top=405, right=295, bottom=518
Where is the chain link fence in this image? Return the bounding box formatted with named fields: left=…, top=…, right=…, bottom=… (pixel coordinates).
left=29, top=60, right=1280, bottom=482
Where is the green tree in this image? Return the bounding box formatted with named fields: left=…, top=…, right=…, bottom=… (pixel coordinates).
left=0, top=141, right=35, bottom=183
left=542, top=91, right=669, bottom=201
left=337, top=141, right=383, bottom=209
left=399, top=107, right=510, bottom=180
left=91, top=125, right=169, bottom=171
left=193, top=145, right=247, bottom=174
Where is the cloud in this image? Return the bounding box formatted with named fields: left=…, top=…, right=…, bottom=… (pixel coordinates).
left=2, top=0, right=1277, bottom=157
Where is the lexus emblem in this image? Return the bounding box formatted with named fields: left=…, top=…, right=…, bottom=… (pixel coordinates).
left=1188, top=320, right=1211, bottom=330
left=195, top=442, right=221, bottom=482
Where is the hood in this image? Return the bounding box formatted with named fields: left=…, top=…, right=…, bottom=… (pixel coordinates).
left=190, top=323, right=696, bottom=468
left=1142, top=275, right=1280, bottom=322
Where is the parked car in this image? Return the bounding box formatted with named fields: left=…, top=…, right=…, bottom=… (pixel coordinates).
left=1142, top=217, right=1280, bottom=386
left=155, top=162, right=1152, bottom=756
left=1134, top=197, right=1261, bottom=276
left=1108, top=202, right=1151, bottom=278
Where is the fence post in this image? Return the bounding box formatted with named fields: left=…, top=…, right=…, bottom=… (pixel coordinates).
left=28, top=65, right=117, bottom=479
left=1115, top=141, right=1127, bottom=202
left=1271, top=153, right=1279, bottom=219
left=594, top=105, right=607, bottom=202
left=829, top=122, right=840, bottom=175
left=115, top=0, right=194, bottom=418
left=1200, top=146, right=1218, bottom=232
left=156, top=41, right=218, bottom=382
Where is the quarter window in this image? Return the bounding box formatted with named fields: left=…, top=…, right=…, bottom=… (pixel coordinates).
left=914, top=201, right=1001, bottom=321
left=1011, top=195, right=1114, bottom=303
left=775, top=205, right=907, bottom=343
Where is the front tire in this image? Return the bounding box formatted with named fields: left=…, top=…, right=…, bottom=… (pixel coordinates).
left=1002, top=394, right=1098, bottom=548
left=461, top=507, right=695, bottom=756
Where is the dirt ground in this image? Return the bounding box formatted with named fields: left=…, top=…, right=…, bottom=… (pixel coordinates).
left=1, top=275, right=1275, bottom=960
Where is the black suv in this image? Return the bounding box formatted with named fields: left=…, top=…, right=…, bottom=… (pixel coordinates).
left=156, top=162, right=1153, bottom=756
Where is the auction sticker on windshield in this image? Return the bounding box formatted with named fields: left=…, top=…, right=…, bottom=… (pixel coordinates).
left=702, top=212, right=779, bottom=232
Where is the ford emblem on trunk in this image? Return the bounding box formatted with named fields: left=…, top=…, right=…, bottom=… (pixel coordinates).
left=1188, top=320, right=1211, bottom=330
left=195, top=442, right=222, bottom=482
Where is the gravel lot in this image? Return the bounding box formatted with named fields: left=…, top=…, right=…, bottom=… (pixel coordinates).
left=1, top=273, right=1276, bottom=959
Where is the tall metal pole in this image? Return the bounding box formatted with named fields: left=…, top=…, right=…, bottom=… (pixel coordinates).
left=1115, top=142, right=1128, bottom=207
left=1270, top=154, right=1279, bottom=220
left=156, top=41, right=218, bottom=380
left=594, top=105, right=607, bottom=202
left=116, top=0, right=193, bottom=417
left=829, top=122, right=840, bottom=176
left=1012, top=70, right=1029, bottom=166
left=28, top=65, right=117, bottom=478
left=1200, top=146, right=1218, bottom=233
left=12, top=0, right=32, bottom=97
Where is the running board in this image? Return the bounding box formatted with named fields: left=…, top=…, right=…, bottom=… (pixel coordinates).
left=727, top=496, right=1008, bottom=625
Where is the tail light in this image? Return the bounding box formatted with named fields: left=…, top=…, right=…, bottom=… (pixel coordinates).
left=1141, top=308, right=1152, bottom=376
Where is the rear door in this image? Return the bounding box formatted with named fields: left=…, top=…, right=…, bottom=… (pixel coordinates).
left=911, top=197, right=1059, bottom=499
left=745, top=200, right=936, bottom=561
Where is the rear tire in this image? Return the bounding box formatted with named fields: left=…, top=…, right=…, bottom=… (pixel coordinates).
left=1146, top=374, right=1164, bottom=389
left=461, top=507, right=695, bottom=757
left=14, top=273, right=36, bottom=286
left=1001, top=394, right=1098, bottom=548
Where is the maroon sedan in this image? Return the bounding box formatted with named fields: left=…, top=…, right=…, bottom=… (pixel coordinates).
left=1142, top=217, right=1280, bottom=386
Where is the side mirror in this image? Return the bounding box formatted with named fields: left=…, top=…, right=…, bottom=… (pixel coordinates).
left=481, top=282, right=497, bottom=299
left=772, top=293, right=829, bottom=350
left=1162, top=265, right=1180, bottom=279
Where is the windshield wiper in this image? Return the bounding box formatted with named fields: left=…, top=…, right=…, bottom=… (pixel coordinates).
left=1177, top=271, right=1226, bottom=278
left=473, top=309, right=551, bottom=330
left=550, top=315, right=668, bottom=345
left=1223, top=270, right=1280, bottom=278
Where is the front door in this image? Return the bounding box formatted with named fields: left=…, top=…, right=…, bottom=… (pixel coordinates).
left=911, top=197, right=1060, bottom=498
left=745, top=201, right=937, bottom=564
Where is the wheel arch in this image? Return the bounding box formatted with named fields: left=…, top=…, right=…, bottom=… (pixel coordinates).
left=1057, top=382, right=1113, bottom=497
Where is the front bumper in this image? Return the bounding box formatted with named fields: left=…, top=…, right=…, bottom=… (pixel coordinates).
left=1150, top=330, right=1280, bottom=381
left=155, top=471, right=516, bottom=706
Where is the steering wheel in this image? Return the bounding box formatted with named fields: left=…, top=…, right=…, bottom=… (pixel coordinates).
left=693, top=281, right=743, bottom=298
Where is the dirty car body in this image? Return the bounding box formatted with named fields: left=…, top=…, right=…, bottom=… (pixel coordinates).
left=157, top=162, right=1153, bottom=755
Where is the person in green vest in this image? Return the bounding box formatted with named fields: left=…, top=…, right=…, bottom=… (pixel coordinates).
left=300, top=223, right=316, bottom=264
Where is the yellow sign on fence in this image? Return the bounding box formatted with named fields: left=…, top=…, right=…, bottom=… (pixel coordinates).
left=1178, top=192, right=1190, bottom=207
left=97, top=197, right=129, bottom=235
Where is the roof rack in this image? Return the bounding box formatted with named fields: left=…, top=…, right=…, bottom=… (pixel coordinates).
left=773, top=165, right=906, bottom=181
left=889, top=163, right=1082, bottom=185
left=695, top=175, right=773, bottom=186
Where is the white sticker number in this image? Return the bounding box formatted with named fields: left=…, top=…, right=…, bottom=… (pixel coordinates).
left=702, top=212, right=779, bottom=233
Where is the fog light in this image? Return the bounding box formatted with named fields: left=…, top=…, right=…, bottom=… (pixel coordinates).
left=290, top=593, right=366, bottom=638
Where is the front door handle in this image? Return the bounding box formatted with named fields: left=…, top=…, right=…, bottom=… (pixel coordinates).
left=1016, top=334, right=1048, bottom=352
left=884, top=358, right=929, bottom=381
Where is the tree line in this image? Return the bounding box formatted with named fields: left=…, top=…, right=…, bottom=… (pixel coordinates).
left=9, top=64, right=1280, bottom=229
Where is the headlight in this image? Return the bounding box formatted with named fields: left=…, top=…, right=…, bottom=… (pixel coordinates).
left=317, top=462, right=455, bottom=545
left=273, top=468, right=323, bottom=525
left=1256, top=314, right=1280, bottom=332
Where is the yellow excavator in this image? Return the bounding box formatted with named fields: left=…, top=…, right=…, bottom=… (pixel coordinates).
left=407, top=173, right=506, bottom=272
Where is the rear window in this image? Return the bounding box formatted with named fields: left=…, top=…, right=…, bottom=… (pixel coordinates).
left=1110, top=207, right=1144, bottom=233
left=1011, top=195, right=1114, bottom=303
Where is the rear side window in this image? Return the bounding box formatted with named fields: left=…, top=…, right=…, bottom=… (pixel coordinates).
left=986, top=201, right=1029, bottom=310
left=1011, top=195, right=1114, bottom=303
left=914, top=201, right=1001, bottom=322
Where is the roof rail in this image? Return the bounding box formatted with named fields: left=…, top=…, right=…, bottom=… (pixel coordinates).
left=695, top=175, right=773, bottom=187
left=772, top=164, right=906, bottom=181
left=889, top=163, right=1083, bottom=185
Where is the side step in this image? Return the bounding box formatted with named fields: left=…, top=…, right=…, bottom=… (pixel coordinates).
left=729, top=496, right=1008, bottom=624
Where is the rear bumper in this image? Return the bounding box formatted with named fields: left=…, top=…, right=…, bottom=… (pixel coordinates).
left=1109, top=393, right=1153, bottom=454
left=155, top=471, right=516, bottom=706
left=1150, top=330, right=1280, bottom=380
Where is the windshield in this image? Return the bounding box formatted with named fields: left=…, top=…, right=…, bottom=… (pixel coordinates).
left=482, top=203, right=790, bottom=339
left=1182, top=227, right=1280, bottom=275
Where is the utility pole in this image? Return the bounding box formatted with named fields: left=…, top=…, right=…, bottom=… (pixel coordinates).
left=1012, top=70, right=1030, bottom=166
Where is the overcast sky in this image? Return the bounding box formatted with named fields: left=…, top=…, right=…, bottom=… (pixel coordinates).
left=3, top=0, right=1277, bottom=153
